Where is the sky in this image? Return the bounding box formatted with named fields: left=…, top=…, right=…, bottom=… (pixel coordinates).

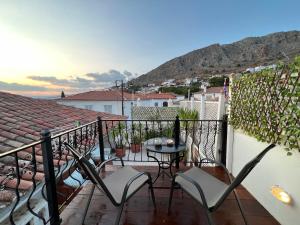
left=0, top=0, right=299, bottom=96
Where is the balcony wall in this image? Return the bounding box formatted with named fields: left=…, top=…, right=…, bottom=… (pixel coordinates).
left=227, top=130, right=300, bottom=225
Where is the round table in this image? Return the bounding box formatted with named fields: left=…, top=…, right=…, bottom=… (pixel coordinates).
left=144, top=137, right=186, bottom=185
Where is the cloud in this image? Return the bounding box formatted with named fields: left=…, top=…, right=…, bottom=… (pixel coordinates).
left=0, top=81, right=50, bottom=92
left=0, top=69, right=138, bottom=96
left=27, top=76, right=72, bottom=86
left=27, top=75, right=99, bottom=90
left=86, top=69, right=137, bottom=83
left=28, top=69, right=138, bottom=90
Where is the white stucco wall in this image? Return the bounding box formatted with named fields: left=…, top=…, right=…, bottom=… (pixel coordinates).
left=57, top=99, right=172, bottom=119
left=57, top=100, right=121, bottom=114
left=229, top=131, right=300, bottom=225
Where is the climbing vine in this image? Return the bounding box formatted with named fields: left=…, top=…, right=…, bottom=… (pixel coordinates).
left=230, top=56, right=300, bottom=155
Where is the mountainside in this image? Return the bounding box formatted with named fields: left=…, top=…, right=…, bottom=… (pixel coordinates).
left=132, top=31, right=300, bottom=85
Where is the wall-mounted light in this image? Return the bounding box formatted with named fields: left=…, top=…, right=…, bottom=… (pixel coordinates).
left=271, top=185, right=292, bottom=204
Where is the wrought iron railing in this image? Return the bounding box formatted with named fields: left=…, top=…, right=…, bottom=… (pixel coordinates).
left=0, top=116, right=227, bottom=225
left=0, top=119, right=99, bottom=225
left=101, top=117, right=226, bottom=164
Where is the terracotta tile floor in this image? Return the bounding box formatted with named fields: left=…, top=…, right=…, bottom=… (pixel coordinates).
left=60, top=165, right=279, bottom=225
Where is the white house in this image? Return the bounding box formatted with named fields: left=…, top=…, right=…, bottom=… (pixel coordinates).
left=57, top=90, right=177, bottom=119
left=161, top=79, right=175, bottom=86
left=193, top=86, right=228, bottom=101
left=246, top=64, right=277, bottom=73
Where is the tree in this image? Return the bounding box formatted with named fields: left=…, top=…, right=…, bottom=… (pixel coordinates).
left=159, top=84, right=200, bottom=98
left=61, top=90, right=66, bottom=98
left=208, top=76, right=229, bottom=87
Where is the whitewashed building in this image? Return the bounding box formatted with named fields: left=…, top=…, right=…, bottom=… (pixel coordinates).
left=57, top=90, right=177, bottom=119
left=194, top=86, right=228, bottom=101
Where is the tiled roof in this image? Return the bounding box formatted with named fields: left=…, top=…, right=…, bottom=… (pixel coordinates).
left=61, top=90, right=176, bottom=101
left=0, top=91, right=124, bottom=152
left=0, top=91, right=125, bottom=207
left=206, top=86, right=228, bottom=94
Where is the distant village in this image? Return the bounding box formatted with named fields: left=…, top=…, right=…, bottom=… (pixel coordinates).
left=130, top=63, right=277, bottom=94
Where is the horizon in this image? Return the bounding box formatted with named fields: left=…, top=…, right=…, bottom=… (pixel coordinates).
left=0, top=0, right=300, bottom=96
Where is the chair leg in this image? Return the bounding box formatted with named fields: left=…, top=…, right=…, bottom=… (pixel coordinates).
left=115, top=202, right=125, bottom=225
left=205, top=210, right=215, bottom=225
left=233, top=189, right=249, bottom=225
left=148, top=181, right=156, bottom=209
left=168, top=176, right=176, bottom=214
left=81, top=183, right=95, bottom=225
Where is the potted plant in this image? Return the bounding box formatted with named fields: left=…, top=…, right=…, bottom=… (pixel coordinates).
left=115, top=142, right=126, bottom=158
left=131, top=134, right=142, bottom=153
left=111, top=122, right=126, bottom=158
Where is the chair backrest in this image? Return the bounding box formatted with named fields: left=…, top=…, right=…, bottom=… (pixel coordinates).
left=214, top=143, right=276, bottom=210
left=64, top=143, right=119, bottom=205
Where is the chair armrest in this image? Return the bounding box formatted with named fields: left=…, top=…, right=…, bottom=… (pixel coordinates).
left=175, top=173, right=210, bottom=209
left=97, top=157, right=119, bottom=171
left=121, top=171, right=150, bottom=202
left=200, top=158, right=233, bottom=184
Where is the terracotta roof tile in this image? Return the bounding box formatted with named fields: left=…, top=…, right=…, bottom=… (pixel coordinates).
left=1, top=112, right=14, bottom=117
left=2, top=117, right=18, bottom=123
left=19, top=127, right=37, bottom=135
left=4, top=122, right=21, bottom=129
left=0, top=144, right=11, bottom=153
left=0, top=119, right=7, bottom=124
left=0, top=137, right=8, bottom=143
left=9, top=129, right=28, bottom=136
left=1, top=131, right=18, bottom=140
left=24, top=133, right=40, bottom=141
left=0, top=124, right=12, bottom=131
left=15, top=136, right=35, bottom=145
left=5, top=140, right=24, bottom=148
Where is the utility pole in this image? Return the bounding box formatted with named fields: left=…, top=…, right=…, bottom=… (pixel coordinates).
left=116, top=80, right=124, bottom=116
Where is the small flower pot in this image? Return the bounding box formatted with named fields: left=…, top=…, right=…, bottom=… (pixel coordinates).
left=130, top=144, right=141, bottom=153
left=115, top=148, right=126, bottom=158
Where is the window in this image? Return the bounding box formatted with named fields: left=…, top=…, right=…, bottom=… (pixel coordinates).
left=154, top=102, right=159, bottom=107
left=104, top=105, right=112, bottom=113
left=163, top=101, right=168, bottom=107
left=85, top=105, right=93, bottom=110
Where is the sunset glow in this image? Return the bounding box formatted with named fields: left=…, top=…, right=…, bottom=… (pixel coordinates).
left=0, top=25, right=74, bottom=82
left=0, top=1, right=299, bottom=97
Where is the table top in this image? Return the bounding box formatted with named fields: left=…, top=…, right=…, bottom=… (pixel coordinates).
left=144, top=137, right=186, bottom=154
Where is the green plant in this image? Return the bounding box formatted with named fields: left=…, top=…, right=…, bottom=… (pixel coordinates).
left=178, top=108, right=199, bottom=135
left=178, top=108, right=199, bottom=120
left=161, top=126, right=174, bottom=138
left=208, top=75, right=229, bottom=87
left=230, top=56, right=300, bottom=155
left=145, top=129, right=159, bottom=139
left=132, top=134, right=142, bottom=144
left=159, top=84, right=200, bottom=97
left=111, top=122, right=126, bottom=148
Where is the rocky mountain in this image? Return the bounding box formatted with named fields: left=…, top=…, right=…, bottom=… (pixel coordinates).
left=131, top=31, right=300, bottom=85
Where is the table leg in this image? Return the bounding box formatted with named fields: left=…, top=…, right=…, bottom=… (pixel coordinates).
left=147, top=152, right=161, bottom=183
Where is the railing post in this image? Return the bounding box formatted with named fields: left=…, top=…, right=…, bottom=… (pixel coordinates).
left=40, top=129, right=60, bottom=225
left=174, top=115, right=180, bottom=169
left=221, top=115, right=228, bottom=165
left=97, top=116, right=105, bottom=164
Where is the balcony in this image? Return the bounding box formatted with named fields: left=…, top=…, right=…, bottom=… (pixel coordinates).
left=0, top=118, right=280, bottom=225
left=60, top=165, right=279, bottom=225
